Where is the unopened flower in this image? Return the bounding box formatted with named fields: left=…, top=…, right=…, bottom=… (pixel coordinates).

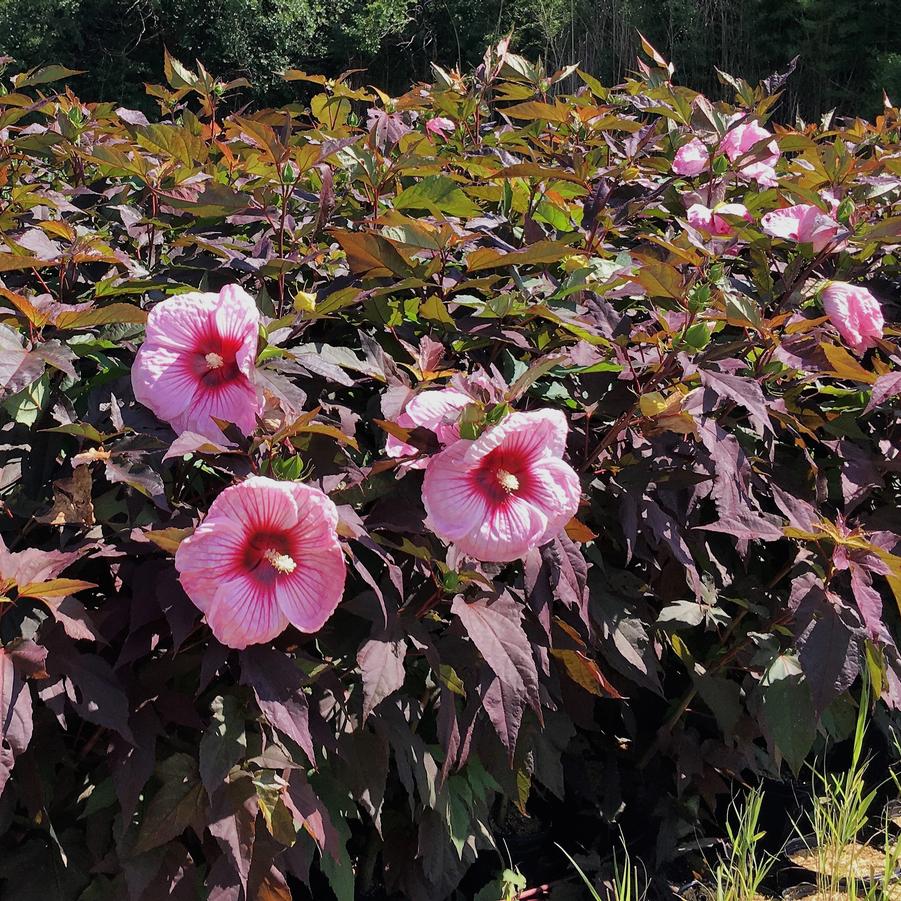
left=422, top=409, right=581, bottom=562
left=132, top=285, right=263, bottom=441
left=821, top=282, right=884, bottom=354
left=175, top=476, right=346, bottom=649
left=761, top=204, right=843, bottom=252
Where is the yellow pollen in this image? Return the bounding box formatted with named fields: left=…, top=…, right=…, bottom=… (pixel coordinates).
left=205, top=352, right=225, bottom=369
left=496, top=469, right=520, bottom=493
left=263, top=548, right=296, bottom=574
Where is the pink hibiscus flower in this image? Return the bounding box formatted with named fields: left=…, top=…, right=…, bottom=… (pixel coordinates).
left=425, top=116, right=455, bottom=138
left=132, top=285, right=263, bottom=441
left=760, top=204, right=843, bottom=252
left=821, top=282, right=884, bottom=354
left=175, top=476, right=346, bottom=649
left=385, top=387, right=471, bottom=468
left=422, top=409, right=581, bottom=563
left=721, top=119, right=780, bottom=185
left=721, top=119, right=780, bottom=166
left=673, top=138, right=709, bottom=176
left=687, top=202, right=751, bottom=237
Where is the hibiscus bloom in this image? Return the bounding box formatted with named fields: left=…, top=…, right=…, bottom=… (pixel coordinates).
left=821, top=282, right=884, bottom=354
left=422, top=409, right=581, bottom=563
left=721, top=119, right=780, bottom=185
left=687, top=202, right=751, bottom=237
left=721, top=119, right=780, bottom=166
left=132, top=285, right=263, bottom=441
left=385, top=387, right=471, bottom=468
left=425, top=116, right=455, bottom=138
left=175, top=476, right=346, bottom=649
left=673, top=138, right=709, bottom=176
left=761, top=204, right=843, bottom=252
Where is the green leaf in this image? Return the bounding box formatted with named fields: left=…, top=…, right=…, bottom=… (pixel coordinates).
left=199, top=695, right=247, bottom=792
left=54, top=303, right=147, bottom=330
left=133, top=753, right=206, bottom=853
left=467, top=240, right=574, bottom=271
left=3, top=372, right=49, bottom=426
left=682, top=322, right=712, bottom=350
left=761, top=654, right=816, bottom=775
left=136, top=124, right=208, bottom=168
left=13, top=65, right=84, bottom=88
left=394, top=175, right=482, bottom=218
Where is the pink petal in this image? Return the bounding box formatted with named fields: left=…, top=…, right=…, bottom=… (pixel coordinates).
left=275, top=547, right=345, bottom=632
left=212, top=476, right=299, bottom=535
left=761, top=206, right=803, bottom=241
left=172, top=374, right=261, bottom=438
left=464, top=409, right=568, bottom=467
left=454, top=494, right=549, bottom=562
left=385, top=410, right=420, bottom=461
left=144, top=291, right=219, bottom=351
left=215, top=284, right=260, bottom=376
left=132, top=343, right=198, bottom=423
left=523, top=457, right=582, bottom=544
left=406, top=388, right=470, bottom=432
left=205, top=575, right=288, bottom=649
left=422, top=440, right=491, bottom=539
left=175, top=520, right=247, bottom=613
left=822, top=282, right=884, bottom=353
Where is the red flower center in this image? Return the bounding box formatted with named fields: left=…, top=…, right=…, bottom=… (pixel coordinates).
left=192, top=328, right=244, bottom=388
left=242, top=531, right=298, bottom=583
left=471, top=446, right=531, bottom=505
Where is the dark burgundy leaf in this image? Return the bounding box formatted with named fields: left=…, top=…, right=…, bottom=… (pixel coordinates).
left=451, top=592, right=540, bottom=714
left=357, top=630, right=406, bottom=721
left=208, top=777, right=258, bottom=896
left=240, top=646, right=315, bottom=765
left=0, top=647, right=32, bottom=795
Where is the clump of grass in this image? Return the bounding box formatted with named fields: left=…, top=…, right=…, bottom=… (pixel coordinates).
left=556, top=836, right=647, bottom=901
left=801, top=678, right=880, bottom=894
left=713, top=786, right=778, bottom=901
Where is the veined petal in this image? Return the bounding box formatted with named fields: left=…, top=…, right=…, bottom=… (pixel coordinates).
left=525, top=458, right=582, bottom=544
left=275, top=545, right=346, bottom=632
left=132, top=343, right=198, bottom=423
left=422, top=440, right=491, bottom=539
left=211, top=477, right=299, bottom=535
left=286, top=480, right=341, bottom=536
left=215, top=284, right=260, bottom=376
left=465, top=408, right=569, bottom=466
left=173, top=374, right=262, bottom=439
left=454, top=494, right=548, bottom=563
left=205, top=574, right=287, bottom=649
left=175, top=520, right=247, bottom=613
left=144, top=291, right=219, bottom=351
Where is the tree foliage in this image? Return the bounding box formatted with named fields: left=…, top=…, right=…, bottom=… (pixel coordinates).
left=0, top=0, right=899, bottom=116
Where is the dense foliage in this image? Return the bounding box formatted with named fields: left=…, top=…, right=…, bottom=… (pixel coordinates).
left=0, top=0, right=899, bottom=118
left=0, top=39, right=900, bottom=900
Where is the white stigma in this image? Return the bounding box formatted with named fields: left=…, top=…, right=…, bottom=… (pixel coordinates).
left=496, top=469, right=520, bottom=493
left=205, top=352, right=225, bottom=369
left=263, top=548, right=296, bottom=574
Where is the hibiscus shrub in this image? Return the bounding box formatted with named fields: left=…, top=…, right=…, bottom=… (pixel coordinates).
left=0, top=41, right=900, bottom=900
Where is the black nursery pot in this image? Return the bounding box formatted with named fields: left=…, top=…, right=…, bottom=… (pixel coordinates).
left=784, top=834, right=900, bottom=889
left=780, top=885, right=818, bottom=901
left=886, top=800, right=901, bottom=829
